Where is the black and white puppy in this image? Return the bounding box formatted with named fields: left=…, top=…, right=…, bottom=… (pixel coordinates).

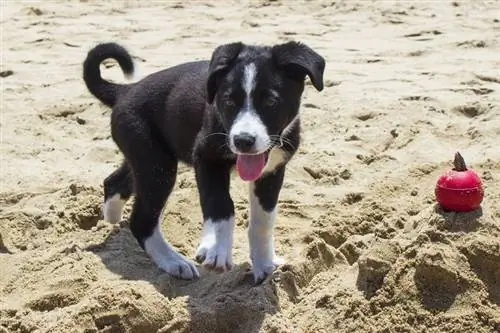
left=83, top=41, right=325, bottom=283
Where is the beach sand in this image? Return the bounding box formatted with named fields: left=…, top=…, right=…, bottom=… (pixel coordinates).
left=1, top=1, right=499, bottom=332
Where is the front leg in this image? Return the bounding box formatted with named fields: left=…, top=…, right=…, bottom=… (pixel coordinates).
left=249, top=166, right=286, bottom=284
left=194, top=159, right=235, bottom=272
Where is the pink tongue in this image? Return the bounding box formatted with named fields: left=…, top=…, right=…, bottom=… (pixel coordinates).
left=236, top=153, right=266, bottom=182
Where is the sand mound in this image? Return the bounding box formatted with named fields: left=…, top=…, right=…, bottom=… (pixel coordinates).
left=1, top=1, right=499, bottom=332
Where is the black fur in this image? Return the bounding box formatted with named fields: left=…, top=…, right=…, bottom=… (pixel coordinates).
left=83, top=43, right=134, bottom=107
left=83, top=41, right=325, bottom=270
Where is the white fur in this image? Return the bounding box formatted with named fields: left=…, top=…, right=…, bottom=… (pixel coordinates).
left=243, top=63, right=257, bottom=97
left=103, top=193, right=126, bottom=223
left=263, top=147, right=288, bottom=175
left=144, top=223, right=199, bottom=279
left=248, top=183, right=284, bottom=282
left=260, top=114, right=297, bottom=174
left=230, top=112, right=270, bottom=153
left=229, top=63, right=270, bottom=154
left=195, top=217, right=234, bottom=271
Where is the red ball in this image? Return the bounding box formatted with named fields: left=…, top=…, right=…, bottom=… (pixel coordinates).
left=435, top=169, right=484, bottom=212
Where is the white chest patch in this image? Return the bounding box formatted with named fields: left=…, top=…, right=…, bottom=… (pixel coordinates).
left=263, top=147, right=288, bottom=175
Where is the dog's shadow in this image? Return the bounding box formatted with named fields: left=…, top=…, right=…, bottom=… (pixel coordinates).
left=85, top=222, right=279, bottom=333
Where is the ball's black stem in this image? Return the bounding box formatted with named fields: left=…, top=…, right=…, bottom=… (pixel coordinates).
left=453, top=152, right=468, bottom=171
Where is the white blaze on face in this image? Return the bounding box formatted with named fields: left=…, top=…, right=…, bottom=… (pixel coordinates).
left=243, top=62, right=257, bottom=99
left=229, top=63, right=270, bottom=154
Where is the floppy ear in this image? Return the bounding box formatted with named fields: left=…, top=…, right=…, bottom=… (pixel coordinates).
left=206, top=42, right=244, bottom=104
left=272, top=41, right=325, bottom=91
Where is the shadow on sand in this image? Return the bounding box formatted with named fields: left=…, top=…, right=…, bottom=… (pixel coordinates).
left=85, top=221, right=280, bottom=333
left=433, top=205, right=483, bottom=233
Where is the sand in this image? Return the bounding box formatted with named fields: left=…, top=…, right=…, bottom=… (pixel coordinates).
left=1, top=0, right=500, bottom=332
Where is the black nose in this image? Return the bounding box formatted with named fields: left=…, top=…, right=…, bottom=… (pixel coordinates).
left=233, top=133, right=256, bottom=152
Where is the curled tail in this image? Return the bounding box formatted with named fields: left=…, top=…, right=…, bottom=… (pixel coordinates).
left=83, top=42, right=135, bottom=107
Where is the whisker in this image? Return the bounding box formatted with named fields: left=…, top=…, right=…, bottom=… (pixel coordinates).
left=270, top=136, right=296, bottom=150
left=270, top=139, right=284, bottom=148
left=218, top=143, right=230, bottom=151
left=270, top=135, right=287, bottom=143
left=202, top=132, right=228, bottom=142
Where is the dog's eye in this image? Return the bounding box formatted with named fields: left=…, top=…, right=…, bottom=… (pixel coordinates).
left=265, top=96, right=279, bottom=107
left=224, top=100, right=235, bottom=107
left=223, top=98, right=235, bottom=107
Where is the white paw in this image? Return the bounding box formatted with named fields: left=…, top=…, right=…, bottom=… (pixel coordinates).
left=195, top=241, right=232, bottom=272
left=195, top=218, right=234, bottom=272
left=144, top=224, right=199, bottom=280
left=251, top=254, right=284, bottom=284
left=155, top=253, right=200, bottom=280
left=103, top=194, right=125, bottom=223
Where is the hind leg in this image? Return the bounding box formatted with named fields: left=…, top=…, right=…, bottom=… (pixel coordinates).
left=103, top=160, right=133, bottom=223
left=112, top=112, right=199, bottom=280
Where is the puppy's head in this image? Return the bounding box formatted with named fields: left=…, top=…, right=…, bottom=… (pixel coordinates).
left=206, top=41, right=325, bottom=181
